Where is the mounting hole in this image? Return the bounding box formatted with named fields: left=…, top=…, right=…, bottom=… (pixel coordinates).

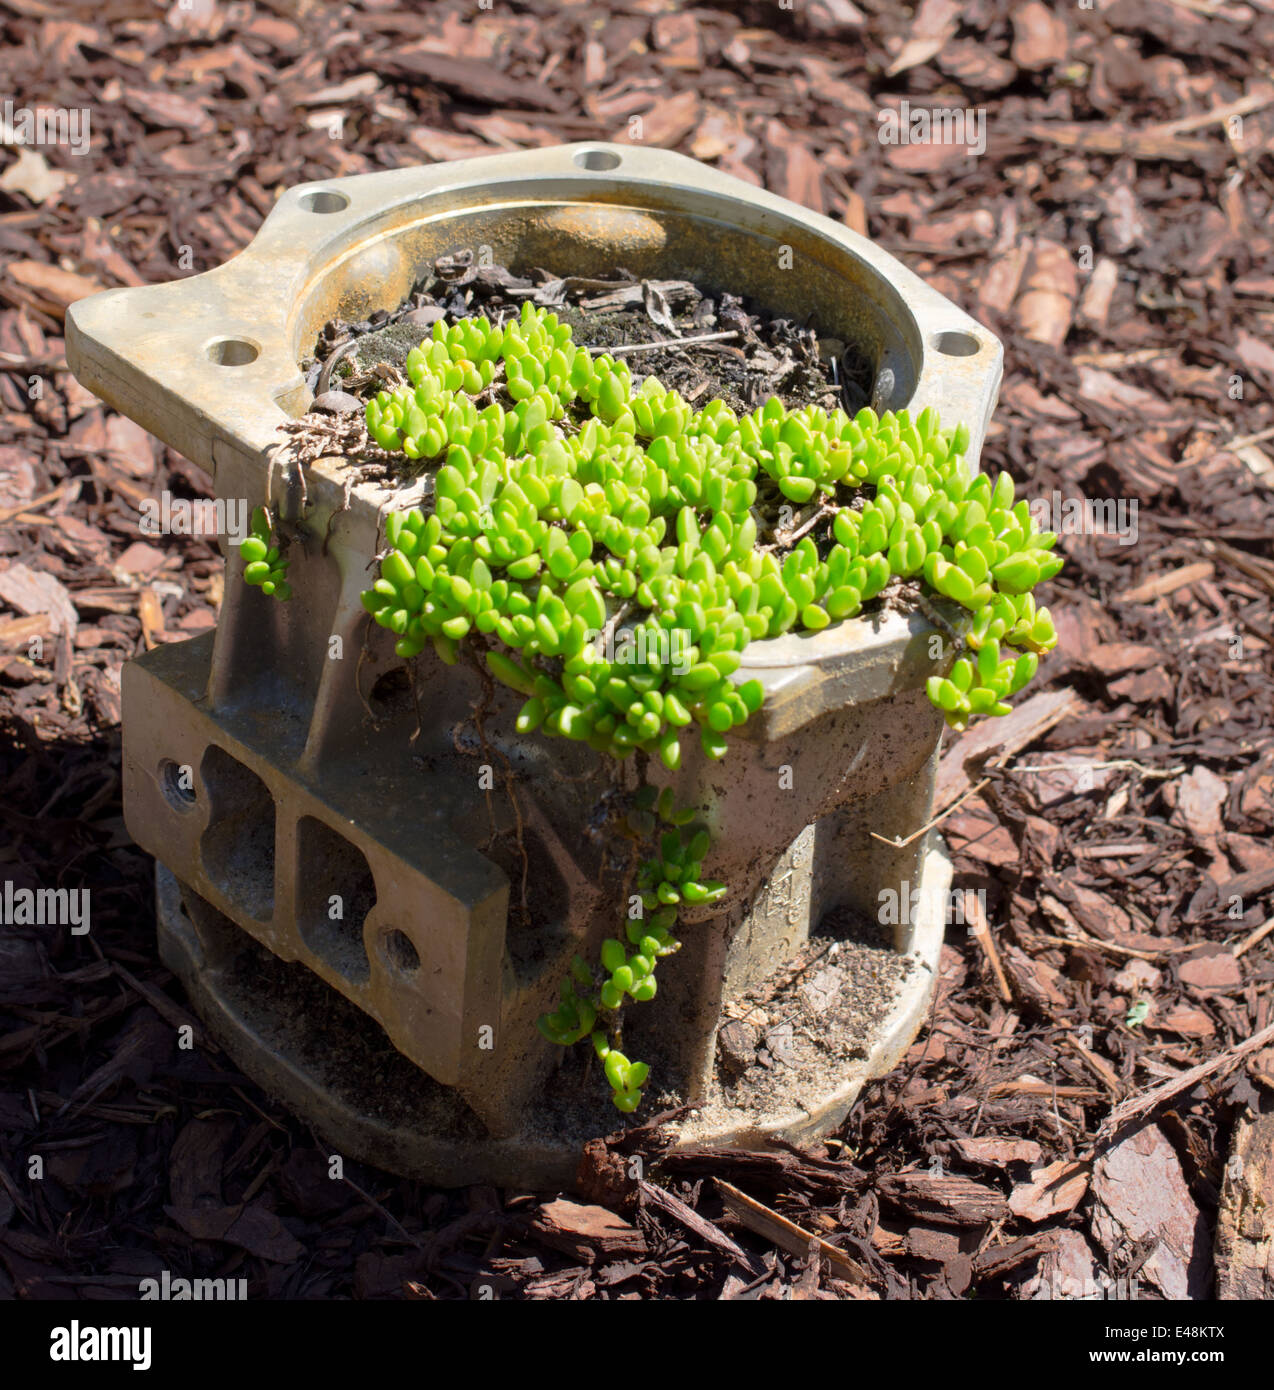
left=931, top=330, right=981, bottom=358
left=368, top=666, right=414, bottom=721
left=298, top=189, right=349, bottom=214
left=205, top=337, right=259, bottom=367
left=381, top=929, right=420, bottom=975
left=159, top=759, right=197, bottom=812
left=573, top=148, right=621, bottom=171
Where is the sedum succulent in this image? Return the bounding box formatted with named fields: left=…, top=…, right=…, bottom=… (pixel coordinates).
left=247, top=301, right=1061, bottom=1113
left=239, top=506, right=292, bottom=600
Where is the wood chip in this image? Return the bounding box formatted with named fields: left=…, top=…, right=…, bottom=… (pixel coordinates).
left=531, top=1199, right=648, bottom=1262
left=715, top=1180, right=871, bottom=1285
left=1116, top=560, right=1215, bottom=604
left=637, top=1180, right=762, bottom=1274
left=6, top=260, right=103, bottom=317
left=1008, top=1160, right=1090, bottom=1223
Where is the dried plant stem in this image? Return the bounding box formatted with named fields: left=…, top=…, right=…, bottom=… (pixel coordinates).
left=601, top=330, right=740, bottom=356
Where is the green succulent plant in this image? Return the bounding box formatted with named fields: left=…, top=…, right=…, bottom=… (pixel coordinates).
left=246, top=301, right=1061, bottom=1113
left=238, top=506, right=292, bottom=600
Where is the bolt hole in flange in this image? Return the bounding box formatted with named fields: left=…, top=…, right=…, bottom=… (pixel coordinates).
left=205, top=337, right=260, bottom=367
left=573, top=148, right=622, bottom=171
left=931, top=329, right=981, bottom=357
left=158, top=758, right=197, bottom=812
left=298, top=189, right=350, bottom=214
left=380, top=929, right=420, bottom=976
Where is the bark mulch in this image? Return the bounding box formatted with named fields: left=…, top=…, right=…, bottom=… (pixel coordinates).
left=1, top=0, right=1273, bottom=1300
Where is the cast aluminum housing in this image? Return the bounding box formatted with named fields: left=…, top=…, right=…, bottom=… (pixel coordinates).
left=67, top=144, right=1002, bottom=1185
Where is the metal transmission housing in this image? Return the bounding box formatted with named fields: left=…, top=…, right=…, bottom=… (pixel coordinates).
left=68, top=145, right=1002, bottom=1185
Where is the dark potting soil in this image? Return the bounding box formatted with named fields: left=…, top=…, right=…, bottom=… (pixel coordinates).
left=302, top=252, right=874, bottom=426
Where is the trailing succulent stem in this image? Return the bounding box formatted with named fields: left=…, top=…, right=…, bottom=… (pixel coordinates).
left=250, top=301, right=1061, bottom=1112
left=238, top=505, right=292, bottom=600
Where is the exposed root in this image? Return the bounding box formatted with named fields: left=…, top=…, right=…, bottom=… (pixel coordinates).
left=406, top=657, right=424, bottom=746
left=354, top=627, right=378, bottom=724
